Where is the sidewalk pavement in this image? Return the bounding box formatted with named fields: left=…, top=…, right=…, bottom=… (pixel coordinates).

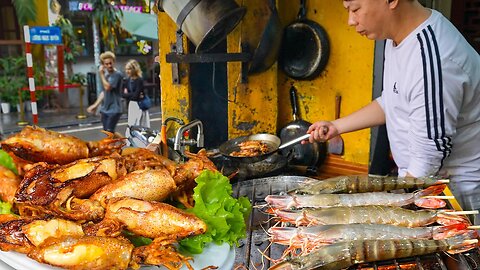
left=0, top=105, right=162, bottom=137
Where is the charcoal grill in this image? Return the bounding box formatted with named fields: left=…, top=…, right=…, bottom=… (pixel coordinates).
left=232, top=176, right=480, bottom=269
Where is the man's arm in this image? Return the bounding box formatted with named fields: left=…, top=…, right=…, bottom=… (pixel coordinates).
left=87, top=91, right=104, bottom=114
left=99, top=66, right=111, bottom=91
left=307, top=100, right=385, bottom=142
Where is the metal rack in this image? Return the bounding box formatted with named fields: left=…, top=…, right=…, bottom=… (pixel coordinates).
left=165, top=31, right=251, bottom=84
left=232, top=176, right=480, bottom=269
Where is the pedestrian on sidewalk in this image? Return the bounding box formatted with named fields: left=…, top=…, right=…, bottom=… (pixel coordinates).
left=87, top=51, right=124, bottom=134
left=122, top=59, right=150, bottom=143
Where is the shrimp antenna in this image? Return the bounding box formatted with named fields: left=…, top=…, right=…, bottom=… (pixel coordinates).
left=254, top=203, right=268, bottom=209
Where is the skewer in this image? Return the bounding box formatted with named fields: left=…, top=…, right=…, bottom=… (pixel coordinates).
left=467, top=226, right=480, bottom=230
left=440, top=210, right=479, bottom=215
left=421, top=196, right=455, bottom=199
left=463, top=239, right=479, bottom=245
left=436, top=179, right=450, bottom=184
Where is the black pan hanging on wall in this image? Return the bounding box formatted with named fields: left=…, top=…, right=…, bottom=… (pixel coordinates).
left=279, top=0, right=330, bottom=80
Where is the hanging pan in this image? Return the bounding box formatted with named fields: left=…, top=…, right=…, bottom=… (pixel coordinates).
left=279, top=0, right=330, bottom=80
left=248, top=0, right=283, bottom=74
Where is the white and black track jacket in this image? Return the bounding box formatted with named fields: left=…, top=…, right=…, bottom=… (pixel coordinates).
left=377, top=9, right=480, bottom=192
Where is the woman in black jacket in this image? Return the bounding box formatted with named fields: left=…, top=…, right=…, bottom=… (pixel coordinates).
left=122, top=59, right=150, bottom=142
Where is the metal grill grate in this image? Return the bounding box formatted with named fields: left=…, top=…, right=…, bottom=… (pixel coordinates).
left=232, top=176, right=480, bottom=270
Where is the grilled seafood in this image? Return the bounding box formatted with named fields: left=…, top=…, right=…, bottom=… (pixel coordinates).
left=269, top=231, right=479, bottom=270
left=15, top=155, right=127, bottom=221
left=266, top=184, right=447, bottom=209
left=0, top=165, right=20, bottom=204
left=1, top=126, right=125, bottom=165
left=273, top=205, right=470, bottom=227
left=92, top=150, right=218, bottom=209
left=288, top=174, right=448, bottom=194
left=230, top=140, right=269, bottom=157
left=121, top=147, right=177, bottom=173
left=268, top=223, right=470, bottom=249
left=28, top=235, right=134, bottom=270
left=0, top=216, right=84, bottom=253
left=0, top=216, right=36, bottom=253
left=84, top=198, right=207, bottom=269
left=84, top=197, right=207, bottom=242
left=90, top=168, right=177, bottom=207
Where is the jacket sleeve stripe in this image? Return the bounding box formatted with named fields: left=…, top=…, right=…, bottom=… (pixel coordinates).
left=417, top=26, right=452, bottom=171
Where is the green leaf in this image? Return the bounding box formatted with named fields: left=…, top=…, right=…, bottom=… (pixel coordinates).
left=11, top=0, right=37, bottom=25
left=0, top=150, right=18, bottom=175
left=0, top=201, right=13, bottom=215
left=179, top=170, right=251, bottom=254
left=122, top=231, right=153, bottom=247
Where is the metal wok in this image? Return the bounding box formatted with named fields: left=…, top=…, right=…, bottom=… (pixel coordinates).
left=219, top=133, right=310, bottom=163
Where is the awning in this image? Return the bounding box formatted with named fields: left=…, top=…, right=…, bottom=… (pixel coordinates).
left=121, top=11, right=158, bottom=40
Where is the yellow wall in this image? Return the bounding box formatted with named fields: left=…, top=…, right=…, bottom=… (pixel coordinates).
left=276, top=1, right=375, bottom=164
left=157, top=1, right=375, bottom=165
left=157, top=12, right=193, bottom=137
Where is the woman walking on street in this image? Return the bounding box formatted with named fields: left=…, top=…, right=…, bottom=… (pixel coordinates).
left=122, top=59, right=151, bottom=143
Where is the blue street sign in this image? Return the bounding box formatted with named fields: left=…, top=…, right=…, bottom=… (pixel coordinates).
left=29, top=26, right=63, bottom=45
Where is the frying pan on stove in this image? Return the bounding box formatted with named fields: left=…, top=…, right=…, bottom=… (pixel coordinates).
left=219, top=133, right=311, bottom=164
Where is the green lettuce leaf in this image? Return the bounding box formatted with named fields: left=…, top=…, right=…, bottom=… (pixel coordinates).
left=0, top=149, right=18, bottom=175
left=0, top=201, right=13, bottom=215
left=179, top=170, right=251, bottom=254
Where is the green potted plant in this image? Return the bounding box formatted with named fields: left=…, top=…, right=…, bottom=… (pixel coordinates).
left=0, top=57, right=27, bottom=113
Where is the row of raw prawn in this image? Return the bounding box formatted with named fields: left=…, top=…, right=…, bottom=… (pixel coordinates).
left=269, top=231, right=479, bottom=270
left=264, top=174, right=479, bottom=269
left=266, top=184, right=448, bottom=210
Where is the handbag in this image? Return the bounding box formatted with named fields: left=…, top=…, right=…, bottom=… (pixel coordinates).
left=137, top=94, right=152, bottom=111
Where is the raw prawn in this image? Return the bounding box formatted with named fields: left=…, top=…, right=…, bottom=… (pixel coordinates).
left=269, top=231, right=479, bottom=270
left=1, top=126, right=125, bottom=165
left=266, top=184, right=447, bottom=209
left=268, top=223, right=470, bottom=248
left=273, top=205, right=470, bottom=227
left=288, top=174, right=449, bottom=194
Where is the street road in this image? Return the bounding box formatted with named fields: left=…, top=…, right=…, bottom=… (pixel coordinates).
left=51, top=116, right=162, bottom=145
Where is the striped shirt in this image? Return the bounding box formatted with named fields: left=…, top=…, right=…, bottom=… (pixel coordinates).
left=377, top=10, right=480, bottom=191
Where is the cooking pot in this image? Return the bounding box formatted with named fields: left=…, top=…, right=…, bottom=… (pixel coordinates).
left=279, top=0, right=330, bottom=80
left=158, top=0, right=246, bottom=53
left=248, top=0, right=283, bottom=74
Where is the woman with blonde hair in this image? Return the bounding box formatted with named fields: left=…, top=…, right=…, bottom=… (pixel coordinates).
left=122, top=59, right=150, bottom=143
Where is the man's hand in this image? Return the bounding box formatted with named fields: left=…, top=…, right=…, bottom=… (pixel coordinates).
left=305, top=121, right=339, bottom=143
left=146, top=143, right=160, bottom=154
